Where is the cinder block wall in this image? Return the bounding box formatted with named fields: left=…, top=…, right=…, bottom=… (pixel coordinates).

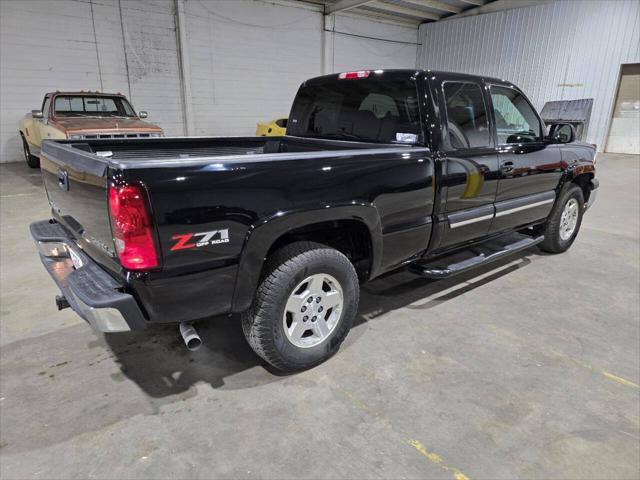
left=0, top=0, right=419, bottom=163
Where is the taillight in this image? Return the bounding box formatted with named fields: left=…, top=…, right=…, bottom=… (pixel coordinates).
left=338, top=70, right=370, bottom=80
left=108, top=184, right=158, bottom=270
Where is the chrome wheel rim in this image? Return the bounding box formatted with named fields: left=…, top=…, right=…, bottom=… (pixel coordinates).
left=23, top=142, right=29, bottom=161
left=282, top=273, right=344, bottom=348
left=560, top=198, right=579, bottom=241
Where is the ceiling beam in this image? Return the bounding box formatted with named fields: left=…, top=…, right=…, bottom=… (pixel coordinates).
left=458, top=0, right=484, bottom=5
left=400, top=0, right=462, bottom=14
left=338, top=9, right=423, bottom=27
left=366, top=1, right=441, bottom=20
left=326, top=0, right=375, bottom=14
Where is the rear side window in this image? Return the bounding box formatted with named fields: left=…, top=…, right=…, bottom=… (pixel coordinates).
left=442, top=82, right=491, bottom=150
left=288, top=77, right=422, bottom=144
left=490, top=86, right=542, bottom=144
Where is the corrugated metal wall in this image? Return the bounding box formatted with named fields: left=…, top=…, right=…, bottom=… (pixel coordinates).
left=418, top=0, right=640, bottom=150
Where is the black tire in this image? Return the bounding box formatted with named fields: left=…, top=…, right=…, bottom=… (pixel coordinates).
left=241, top=241, right=359, bottom=372
left=21, top=135, right=40, bottom=168
left=538, top=183, right=584, bottom=253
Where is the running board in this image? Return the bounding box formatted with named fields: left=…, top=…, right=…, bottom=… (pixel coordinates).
left=409, top=234, right=544, bottom=280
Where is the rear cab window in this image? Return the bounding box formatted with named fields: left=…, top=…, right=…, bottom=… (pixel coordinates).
left=288, top=72, right=423, bottom=144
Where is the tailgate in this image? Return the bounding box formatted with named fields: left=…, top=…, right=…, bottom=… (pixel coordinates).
left=39, top=141, right=119, bottom=273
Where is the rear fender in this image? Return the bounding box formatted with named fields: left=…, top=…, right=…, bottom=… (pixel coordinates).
left=231, top=203, right=382, bottom=312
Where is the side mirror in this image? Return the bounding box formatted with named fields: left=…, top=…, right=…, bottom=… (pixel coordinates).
left=548, top=123, right=576, bottom=144
left=31, top=110, right=43, bottom=119
left=139, top=111, right=148, bottom=119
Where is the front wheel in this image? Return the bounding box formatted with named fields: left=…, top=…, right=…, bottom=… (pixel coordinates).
left=241, top=242, right=359, bottom=372
left=538, top=183, right=584, bottom=253
left=21, top=136, right=40, bottom=168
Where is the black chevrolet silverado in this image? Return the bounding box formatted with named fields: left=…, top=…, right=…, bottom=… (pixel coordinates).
left=32, top=69, right=598, bottom=371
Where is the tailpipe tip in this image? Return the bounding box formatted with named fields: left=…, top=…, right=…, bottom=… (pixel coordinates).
left=179, top=323, right=202, bottom=351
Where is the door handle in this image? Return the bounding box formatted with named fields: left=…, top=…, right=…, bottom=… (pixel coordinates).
left=501, top=161, right=514, bottom=173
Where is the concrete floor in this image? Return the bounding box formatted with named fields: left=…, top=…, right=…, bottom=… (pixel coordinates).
left=1, top=153, right=638, bottom=479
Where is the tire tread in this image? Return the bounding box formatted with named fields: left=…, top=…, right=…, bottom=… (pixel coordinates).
left=241, top=241, right=358, bottom=371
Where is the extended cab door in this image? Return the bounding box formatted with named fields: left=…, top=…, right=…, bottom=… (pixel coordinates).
left=487, top=84, right=562, bottom=234
left=431, top=74, right=500, bottom=250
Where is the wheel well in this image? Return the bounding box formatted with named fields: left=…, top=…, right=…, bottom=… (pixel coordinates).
left=266, top=219, right=373, bottom=282
left=572, top=173, right=594, bottom=203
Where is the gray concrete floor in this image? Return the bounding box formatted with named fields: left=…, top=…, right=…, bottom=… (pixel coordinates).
left=1, top=153, right=639, bottom=479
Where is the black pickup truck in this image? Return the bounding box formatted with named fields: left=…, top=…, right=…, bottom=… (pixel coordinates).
left=31, top=69, right=598, bottom=371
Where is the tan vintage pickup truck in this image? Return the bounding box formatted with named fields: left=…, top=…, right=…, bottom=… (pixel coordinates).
left=19, top=91, right=163, bottom=167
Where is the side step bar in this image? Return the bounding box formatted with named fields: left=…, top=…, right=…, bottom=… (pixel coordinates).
left=409, top=234, right=544, bottom=280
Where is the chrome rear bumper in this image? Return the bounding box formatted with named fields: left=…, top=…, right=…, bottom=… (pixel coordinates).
left=31, top=220, right=146, bottom=332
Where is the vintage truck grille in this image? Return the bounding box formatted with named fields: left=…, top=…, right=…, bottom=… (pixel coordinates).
left=73, top=132, right=160, bottom=139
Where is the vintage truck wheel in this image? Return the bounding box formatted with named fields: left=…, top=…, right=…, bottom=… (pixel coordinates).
left=21, top=135, right=40, bottom=169
left=538, top=183, right=584, bottom=253
left=241, top=241, right=359, bottom=371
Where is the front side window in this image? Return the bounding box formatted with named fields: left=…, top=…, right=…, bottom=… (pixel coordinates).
left=442, top=82, right=491, bottom=150
left=53, top=96, right=136, bottom=117
left=288, top=77, right=421, bottom=144
left=490, top=86, right=542, bottom=144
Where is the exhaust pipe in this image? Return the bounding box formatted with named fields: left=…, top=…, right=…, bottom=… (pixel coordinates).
left=179, top=323, right=202, bottom=351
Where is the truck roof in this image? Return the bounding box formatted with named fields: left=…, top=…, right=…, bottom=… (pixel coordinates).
left=44, top=91, right=127, bottom=97
left=303, top=69, right=514, bottom=87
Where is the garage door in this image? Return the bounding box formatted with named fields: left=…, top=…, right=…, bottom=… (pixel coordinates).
left=606, top=63, right=640, bottom=155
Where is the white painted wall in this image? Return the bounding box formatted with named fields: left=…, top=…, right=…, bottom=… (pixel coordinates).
left=183, top=1, right=419, bottom=137
left=183, top=0, right=322, bottom=137
left=329, top=15, right=418, bottom=73
left=0, top=0, right=184, bottom=163
left=417, top=0, right=640, bottom=151
left=0, top=0, right=419, bottom=162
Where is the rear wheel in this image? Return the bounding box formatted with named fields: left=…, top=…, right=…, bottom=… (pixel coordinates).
left=538, top=183, right=584, bottom=253
left=21, top=135, right=40, bottom=168
left=241, top=241, right=359, bottom=371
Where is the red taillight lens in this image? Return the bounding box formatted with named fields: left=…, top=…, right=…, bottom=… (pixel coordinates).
left=108, top=184, right=158, bottom=270
left=338, top=70, right=370, bottom=80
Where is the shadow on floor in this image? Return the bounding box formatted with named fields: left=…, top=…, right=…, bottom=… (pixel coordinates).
left=105, top=249, right=536, bottom=398
left=0, top=248, right=537, bottom=454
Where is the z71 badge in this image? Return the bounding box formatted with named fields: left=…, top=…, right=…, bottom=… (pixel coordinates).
left=170, top=229, right=230, bottom=251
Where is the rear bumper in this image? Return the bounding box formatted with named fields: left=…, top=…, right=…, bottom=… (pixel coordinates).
left=30, top=220, right=146, bottom=332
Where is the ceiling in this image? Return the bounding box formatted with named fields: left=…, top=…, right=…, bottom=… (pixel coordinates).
left=299, top=0, right=497, bottom=26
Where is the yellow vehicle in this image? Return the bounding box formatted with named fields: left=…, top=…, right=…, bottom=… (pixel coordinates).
left=19, top=91, right=163, bottom=168
left=256, top=117, right=287, bottom=137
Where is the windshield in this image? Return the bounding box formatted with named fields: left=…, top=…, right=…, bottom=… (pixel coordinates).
left=53, top=96, right=136, bottom=117
left=287, top=76, right=422, bottom=144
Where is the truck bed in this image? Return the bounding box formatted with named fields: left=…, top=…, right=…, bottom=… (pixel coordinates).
left=46, top=135, right=416, bottom=165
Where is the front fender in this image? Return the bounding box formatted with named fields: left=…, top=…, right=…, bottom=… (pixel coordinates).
left=558, top=160, right=596, bottom=192
left=231, top=203, right=382, bottom=312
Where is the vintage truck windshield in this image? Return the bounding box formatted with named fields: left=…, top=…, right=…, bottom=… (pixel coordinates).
left=53, top=96, right=136, bottom=118
left=288, top=77, right=422, bottom=144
